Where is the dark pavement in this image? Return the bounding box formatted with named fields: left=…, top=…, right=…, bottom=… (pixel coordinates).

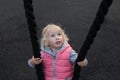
left=0, top=0, right=120, bottom=80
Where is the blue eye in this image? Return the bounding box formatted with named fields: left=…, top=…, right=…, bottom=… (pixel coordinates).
left=58, top=33, right=61, bottom=36
left=51, top=34, right=55, bottom=37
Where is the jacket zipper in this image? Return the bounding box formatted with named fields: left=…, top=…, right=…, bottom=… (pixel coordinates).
left=53, top=56, right=56, bottom=80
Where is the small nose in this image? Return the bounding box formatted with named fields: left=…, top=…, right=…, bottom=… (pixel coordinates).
left=56, top=35, right=59, bottom=40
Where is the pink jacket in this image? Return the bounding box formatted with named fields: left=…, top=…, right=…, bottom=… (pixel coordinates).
left=41, top=43, right=74, bottom=80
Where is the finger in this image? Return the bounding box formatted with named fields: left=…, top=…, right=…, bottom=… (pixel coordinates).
left=35, top=58, right=41, bottom=61
left=34, top=59, right=42, bottom=64
left=39, top=59, right=42, bottom=62
left=32, top=56, right=34, bottom=59
left=38, top=59, right=42, bottom=63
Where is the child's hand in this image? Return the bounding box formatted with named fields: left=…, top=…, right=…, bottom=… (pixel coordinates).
left=30, top=56, right=42, bottom=65
left=77, top=58, right=88, bottom=67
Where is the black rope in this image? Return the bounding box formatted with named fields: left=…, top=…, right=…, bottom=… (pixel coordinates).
left=23, top=0, right=45, bottom=80
left=23, top=0, right=113, bottom=80
left=72, top=0, right=113, bottom=80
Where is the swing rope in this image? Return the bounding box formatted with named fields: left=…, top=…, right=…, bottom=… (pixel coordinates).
left=23, top=0, right=113, bottom=80
left=23, top=0, right=44, bottom=80
left=72, top=0, right=113, bottom=80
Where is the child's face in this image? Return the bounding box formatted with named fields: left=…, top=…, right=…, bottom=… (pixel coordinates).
left=47, top=28, right=64, bottom=49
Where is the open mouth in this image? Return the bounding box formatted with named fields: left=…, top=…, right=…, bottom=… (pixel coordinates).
left=56, top=41, right=61, bottom=45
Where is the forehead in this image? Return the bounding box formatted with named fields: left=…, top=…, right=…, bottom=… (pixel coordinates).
left=48, top=27, right=62, bottom=34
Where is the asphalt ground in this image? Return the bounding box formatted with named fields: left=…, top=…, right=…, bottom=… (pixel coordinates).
left=0, top=0, right=120, bottom=80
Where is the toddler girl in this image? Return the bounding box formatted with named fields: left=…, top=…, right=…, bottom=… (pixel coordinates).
left=28, top=24, right=88, bottom=80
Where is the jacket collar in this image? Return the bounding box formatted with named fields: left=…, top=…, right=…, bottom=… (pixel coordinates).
left=41, top=41, right=68, bottom=56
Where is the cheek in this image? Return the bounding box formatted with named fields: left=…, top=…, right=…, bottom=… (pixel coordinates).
left=61, top=36, right=64, bottom=41
left=48, top=38, right=54, bottom=44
